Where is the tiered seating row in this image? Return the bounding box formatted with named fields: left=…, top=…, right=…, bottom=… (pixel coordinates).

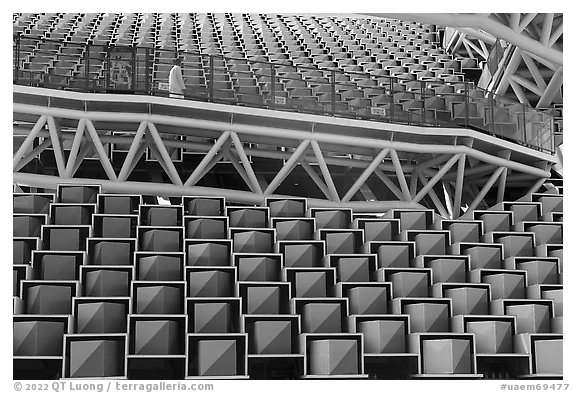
left=15, top=13, right=524, bottom=134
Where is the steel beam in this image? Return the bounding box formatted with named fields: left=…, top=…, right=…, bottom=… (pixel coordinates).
left=373, top=168, right=404, bottom=200
left=417, top=172, right=449, bottom=218
left=342, top=148, right=390, bottom=202
left=64, top=118, right=86, bottom=178
left=11, top=104, right=554, bottom=177
left=299, top=160, right=331, bottom=199
left=118, top=121, right=147, bottom=181
left=14, top=139, right=52, bottom=172
left=13, top=115, right=47, bottom=170
left=230, top=131, right=263, bottom=194
left=413, top=154, right=461, bottom=203
left=46, top=116, right=66, bottom=177
left=311, top=140, right=340, bottom=202
left=497, top=167, right=509, bottom=203
left=370, top=13, right=563, bottom=64
left=184, top=131, right=230, bottom=186
left=84, top=119, right=118, bottom=181
left=468, top=167, right=506, bottom=211
left=537, top=67, right=563, bottom=108
left=146, top=122, right=182, bottom=186
left=264, top=139, right=310, bottom=195
left=452, top=154, right=467, bottom=217
left=390, top=149, right=412, bottom=201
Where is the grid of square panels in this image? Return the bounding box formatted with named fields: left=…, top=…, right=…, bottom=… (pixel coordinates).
left=13, top=186, right=563, bottom=379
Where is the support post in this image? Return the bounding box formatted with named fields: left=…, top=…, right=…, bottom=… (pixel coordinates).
left=452, top=154, right=466, bottom=217
left=209, top=54, right=214, bottom=101
left=145, top=122, right=182, bottom=185
left=331, top=69, right=336, bottom=115
left=118, top=121, right=148, bottom=181
left=84, top=119, right=118, bottom=181
left=311, top=140, right=340, bottom=202
left=497, top=167, right=509, bottom=203
left=14, top=32, right=21, bottom=83
left=270, top=62, right=275, bottom=109
left=46, top=116, right=67, bottom=177
left=64, top=118, right=86, bottom=178
left=390, top=149, right=412, bottom=201
left=230, top=132, right=263, bottom=194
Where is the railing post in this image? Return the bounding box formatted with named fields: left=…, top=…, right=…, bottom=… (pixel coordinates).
left=389, top=77, right=395, bottom=121
left=270, top=62, right=275, bottom=109
left=209, top=54, right=214, bottom=101
left=464, top=81, right=469, bottom=129
left=331, top=69, right=336, bottom=116
left=522, top=105, right=527, bottom=146
left=85, top=44, right=90, bottom=92
left=14, top=33, right=21, bottom=84
left=131, top=46, right=136, bottom=93
left=145, top=47, right=150, bottom=94
left=489, top=89, right=495, bottom=135
left=105, top=45, right=110, bottom=92
left=420, top=80, right=426, bottom=124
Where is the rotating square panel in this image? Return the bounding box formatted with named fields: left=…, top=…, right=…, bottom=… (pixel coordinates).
left=81, top=266, right=133, bottom=297
left=185, top=239, right=232, bottom=266
left=63, top=334, right=126, bottom=378
left=97, top=194, right=141, bottom=214
left=185, top=216, right=228, bottom=239
left=184, top=197, right=225, bottom=216
left=266, top=197, right=307, bottom=218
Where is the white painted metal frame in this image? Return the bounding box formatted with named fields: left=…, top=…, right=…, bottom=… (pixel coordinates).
left=13, top=107, right=553, bottom=217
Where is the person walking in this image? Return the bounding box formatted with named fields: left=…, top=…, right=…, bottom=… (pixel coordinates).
left=169, top=57, right=186, bottom=98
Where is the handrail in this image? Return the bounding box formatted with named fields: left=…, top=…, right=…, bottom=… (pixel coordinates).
left=12, top=33, right=555, bottom=154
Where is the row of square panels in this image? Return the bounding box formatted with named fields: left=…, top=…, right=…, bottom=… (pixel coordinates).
left=14, top=314, right=563, bottom=378
left=13, top=193, right=563, bottom=231
left=13, top=185, right=563, bottom=222
left=14, top=252, right=564, bottom=303
left=14, top=228, right=562, bottom=279
left=13, top=279, right=562, bottom=334
left=13, top=210, right=564, bottom=247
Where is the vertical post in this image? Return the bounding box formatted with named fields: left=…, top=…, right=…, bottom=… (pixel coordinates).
left=209, top=54, right=214, bottom=101
left=270, top=62, right=275, bottom=109
left=105, top=45, right=110, bottom=92
left=85, top=44, right=90, bottom=92
left=145, top=47, right=150, bottom=94
left=522, top=105, right=527, bottom=146
left=489, top=90, right=495, bottom=135
left=420, top=80, right=426, bottom=124
left=14, top=33, right=21, bottom=83
left=131, top=46, right=136, bottom=93
left=389, top=76, right=395, bottom=121
left=331, top=69, right=336, bottom=116
left=464, top=81, right=470, bottom=129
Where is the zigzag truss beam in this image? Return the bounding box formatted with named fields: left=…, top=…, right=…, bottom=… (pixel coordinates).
left=13, top=114, right=552, bottom=217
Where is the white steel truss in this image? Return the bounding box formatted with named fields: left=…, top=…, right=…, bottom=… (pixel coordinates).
left=13, top=107, right=554, bottom=218
left=368, top=13, right=563, bottom=109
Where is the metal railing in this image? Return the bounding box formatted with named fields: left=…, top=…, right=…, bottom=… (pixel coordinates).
left=13, top=34, right=555, bottom=153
